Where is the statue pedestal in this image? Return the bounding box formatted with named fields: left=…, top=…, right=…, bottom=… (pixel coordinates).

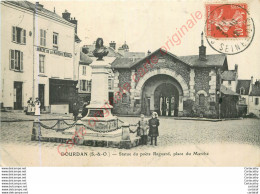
left=79, top=59, right=140, bottom=148
left=81, top=59, right=118, bottom=132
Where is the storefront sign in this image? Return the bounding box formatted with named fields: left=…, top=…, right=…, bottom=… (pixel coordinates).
left=36, top=46, right=72, bottom=58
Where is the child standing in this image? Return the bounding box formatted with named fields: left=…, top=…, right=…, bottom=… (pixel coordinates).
left=137, top=114, right=149, bottom=145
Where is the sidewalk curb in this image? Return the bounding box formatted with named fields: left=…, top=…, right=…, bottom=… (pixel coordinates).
left=174, top=118, right=223, bottom=122
left=174, top=117, right=244, bottom=122
left=1, top=118, right=73, bottom=122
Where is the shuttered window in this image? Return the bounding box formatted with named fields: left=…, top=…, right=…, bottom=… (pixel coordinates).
left=39, top=55, right=45, bottom=73
left=9, top=50, right=23, bottom=71
left=40, top=29, right=46, bottom=47
left=12, top=27, right=16, bottom=42
left=12, top=26, right=26, bottom=44
left=86, top=80, right=91, bottom=92
left=22, top=30, right=26, bottom=44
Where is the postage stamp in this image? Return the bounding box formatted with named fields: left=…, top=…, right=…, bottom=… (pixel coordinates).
left=206, top=3, right=248, bottom=38
left=205, top=3, right=255, bottom=55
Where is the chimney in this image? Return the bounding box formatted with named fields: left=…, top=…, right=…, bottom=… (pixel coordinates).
left=70, top=17, right=78, bottom=34
left=109, top=41, right=116, bottom=50
left=62, top=10, right=71, bottom=21
left=199, top=32, right=206, bottom=61
left=251, top=76, right=254, bottom=84
left=248, top=76, right=254, bottom=95
left=147, top=50, right=151, bottom=55
left=35, top=2, right=44, bottom=9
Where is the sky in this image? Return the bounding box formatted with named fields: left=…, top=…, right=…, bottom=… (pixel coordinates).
left=40, top=0, right=260, bottom=80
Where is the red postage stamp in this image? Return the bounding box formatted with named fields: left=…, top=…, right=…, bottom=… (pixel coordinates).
left=206, top=3, right=248, bottom=38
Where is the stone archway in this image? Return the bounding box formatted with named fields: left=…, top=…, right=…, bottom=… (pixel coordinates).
left=134, top=68, right=189, bottom=115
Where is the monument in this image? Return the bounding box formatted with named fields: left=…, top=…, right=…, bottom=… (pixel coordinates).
left=81, top=38, right=118, bottom=132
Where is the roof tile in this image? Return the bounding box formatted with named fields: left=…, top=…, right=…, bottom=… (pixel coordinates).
left=221, top=70, right=237, bottom=81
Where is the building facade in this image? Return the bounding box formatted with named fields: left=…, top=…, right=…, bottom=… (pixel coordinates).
left=248, top=80, right=260, bottom=117
left=1, top=1, right=79, bottom=113
left=236, top=79, right=252, bottom=116
left=110, top=34, right=240, bottom=118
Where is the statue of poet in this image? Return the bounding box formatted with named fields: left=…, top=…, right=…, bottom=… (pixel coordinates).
left=93, top=38, right=109, bottom=60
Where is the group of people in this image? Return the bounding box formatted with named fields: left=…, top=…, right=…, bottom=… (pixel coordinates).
left=136, top=112, right=160, bottom=146
left=26, top=97, right=41, bottom=116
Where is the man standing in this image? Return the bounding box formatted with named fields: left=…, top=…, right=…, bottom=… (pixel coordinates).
left=72, top=100, right=80, bottom=121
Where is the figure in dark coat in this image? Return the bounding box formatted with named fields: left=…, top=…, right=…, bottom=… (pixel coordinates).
left=148, top=112, right=160, bottom=146
left=72, top=100, right=80, bottom=121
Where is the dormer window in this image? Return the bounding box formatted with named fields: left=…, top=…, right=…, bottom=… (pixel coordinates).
left=239, top=87, right=245, bottom=95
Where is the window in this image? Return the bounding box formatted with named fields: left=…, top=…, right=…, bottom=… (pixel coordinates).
left=108, top=79, right=113, bottom=90
left=86, top=80, right=91, bottom=92
left=255, top=98, right=259, bottom=105
left=9, top=50, right=23, bottom=71
left=53, top=32, right=58, bottom=50
left=12, top=26, right=26, bottom=44
left=239, top=87, right=245, bottom=95
left=82, top=66, right=86, bottom=75
left=80, top=80, right=86, bottom=91
left=122, top=93, right=127, bottom=104
left=228, top=80, right=232, bottom=85
left=239, top=97, right=246, bottom=104
left=40, top=29, right=46, bottom=47
left=199, top=94, right=205, bottom=106
left=39, top=55, right=45, bottom=73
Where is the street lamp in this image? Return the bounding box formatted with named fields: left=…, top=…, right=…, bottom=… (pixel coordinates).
left=217, top=89, right=222, bottom=119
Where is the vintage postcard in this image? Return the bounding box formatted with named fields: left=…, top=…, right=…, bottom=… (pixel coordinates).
left=1, top=0, right=260, bottom=166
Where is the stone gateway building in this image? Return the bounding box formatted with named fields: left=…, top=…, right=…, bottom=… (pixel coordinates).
left=110, top=35, right=232, bottom=118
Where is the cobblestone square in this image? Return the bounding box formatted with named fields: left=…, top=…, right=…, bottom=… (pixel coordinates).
left=1, top=115, right=260, bottom=166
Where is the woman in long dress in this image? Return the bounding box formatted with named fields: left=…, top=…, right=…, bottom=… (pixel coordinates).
left=34, top=98, right=41, bottom=116
left=26, top=97, right=33, bottom=115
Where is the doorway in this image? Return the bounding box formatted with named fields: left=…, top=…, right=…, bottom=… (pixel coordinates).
left=14, top=82, right=23, bottom=110
left=154, top=83, right=179, bottom=117
left=39, top=84, right=45, bottom=110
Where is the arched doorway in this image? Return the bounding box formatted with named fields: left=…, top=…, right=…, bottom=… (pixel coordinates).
left=141, top=74, right=183, bottom=116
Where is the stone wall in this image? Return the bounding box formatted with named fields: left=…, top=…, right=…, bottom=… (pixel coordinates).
left=183, top=67, right=218, bottom=118
left=112, top=69, right=132, bottom=115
